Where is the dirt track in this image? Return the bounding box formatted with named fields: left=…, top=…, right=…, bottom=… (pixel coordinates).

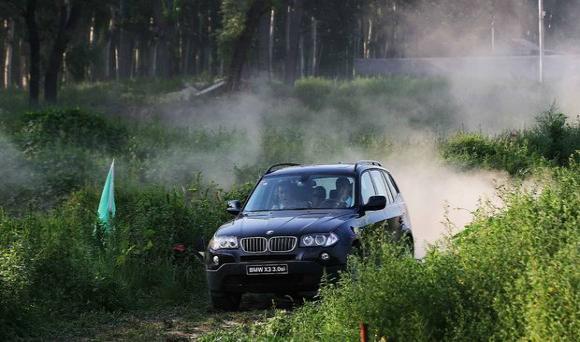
left=52, top=294, right=295, bottom=341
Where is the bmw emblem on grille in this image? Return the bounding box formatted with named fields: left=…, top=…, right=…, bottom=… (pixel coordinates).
left=266, top=230, right=274, bottom=235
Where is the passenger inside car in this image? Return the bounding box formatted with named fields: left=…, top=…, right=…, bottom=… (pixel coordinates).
left=335, top=177, right=353, bottom=207
left=311, top=186, right=327, bottom=208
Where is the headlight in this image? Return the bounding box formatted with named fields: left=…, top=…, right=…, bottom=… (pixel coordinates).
left=209, top=236, right=238, bottom=250
left=300, top=233, right=339, bottom=247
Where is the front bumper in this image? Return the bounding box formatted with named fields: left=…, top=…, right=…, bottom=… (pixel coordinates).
left=207, top=261, right=343, bottom=293
left=205, top=246, right=348, bottom=294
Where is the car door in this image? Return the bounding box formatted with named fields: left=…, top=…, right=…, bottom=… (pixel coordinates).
left=355, top=170, right=381, bottom=230
left=369, top=170, right=403, bottom=239
left=382, top=170, right=412, bottom=237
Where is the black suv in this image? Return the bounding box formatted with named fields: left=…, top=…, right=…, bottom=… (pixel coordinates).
left=205, top=161, right=413, bottom=310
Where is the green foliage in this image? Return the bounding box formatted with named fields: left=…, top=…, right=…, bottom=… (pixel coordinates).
left=442, top=107, right=580, bottom=175
left=525, top=106, right=580, bottom=166
left=294, top=77, right=334, bottom=111
left=0, top=236, right=33, bottom=339
left=17, top=108, right=127, bottom=154
left=202, top=162, right=580, bottom=341
left=0, top=178, right=252, bottom=339
left=218, top=0, right=249, bottom=64
left=442, top=132, right=543, bottom=175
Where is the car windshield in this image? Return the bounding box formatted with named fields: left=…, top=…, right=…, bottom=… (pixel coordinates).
left=244, top=174, right=356, bottom=211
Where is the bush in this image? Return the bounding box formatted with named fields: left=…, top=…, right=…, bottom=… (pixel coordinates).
left=294, top=77, right=334, bottom=111
left=18, top=108, right=127, bottom=155
left=442, top=107, right=580, bottom=175
left=0, top=236, right=33, bottom=340
left=441, top=132, right=544, bottom=175
left=524, top=106, right=580, bottom=166
left=0, top=177, right=253, bottom=338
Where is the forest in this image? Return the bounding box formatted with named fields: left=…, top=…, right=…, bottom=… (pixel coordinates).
left=0, top=0, right=579, bottom=340
left=1, top=0, right=580, bottom=100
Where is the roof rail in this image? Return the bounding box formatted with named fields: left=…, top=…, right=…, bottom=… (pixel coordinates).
left=265, top=163, right=301, bottom=174
left=354, top=160, right=382, bottom=170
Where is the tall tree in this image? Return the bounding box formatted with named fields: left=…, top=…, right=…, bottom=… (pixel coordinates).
left=225, top=0, right=272, bottom=91
left=1, top=0, right=40, bottom=104
left=0, top=20, right=5, bottom=89
left=284, top=0, right=303, bottom=84
left=117, top=0, right=132, bottom=79
left=44, top=0, right=81, bottom=102
left=24, top=0, right=40, bottom=105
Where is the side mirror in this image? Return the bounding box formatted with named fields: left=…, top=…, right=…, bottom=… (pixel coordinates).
left=362, top=195, right=386, bottom=212
left=226, top=200, right=242, bottom=215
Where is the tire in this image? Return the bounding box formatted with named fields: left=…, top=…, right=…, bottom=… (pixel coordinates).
left=210, top=291, right=242, bottom=311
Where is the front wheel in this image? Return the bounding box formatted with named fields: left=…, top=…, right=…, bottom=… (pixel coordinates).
left=210, top=291, right=241, bottom=311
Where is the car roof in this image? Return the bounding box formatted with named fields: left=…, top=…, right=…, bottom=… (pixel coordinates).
left=265, top=163, right=388, bottom=177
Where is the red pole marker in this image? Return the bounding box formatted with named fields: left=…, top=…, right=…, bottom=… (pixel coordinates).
left=359, top=322, right=368, bottom=342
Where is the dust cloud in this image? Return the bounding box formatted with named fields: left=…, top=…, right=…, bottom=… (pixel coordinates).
left=395, top=0, right=580, bottom=132
left=385, top=142, right=506, bottom=258
left=0, top=132, right=38, bottom=206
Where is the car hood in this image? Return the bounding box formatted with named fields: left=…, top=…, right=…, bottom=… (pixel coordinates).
left=216, top=210, right=356, bottom=237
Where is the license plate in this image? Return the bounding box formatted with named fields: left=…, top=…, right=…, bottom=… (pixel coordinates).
left=246, top=264, right=288, bottom=275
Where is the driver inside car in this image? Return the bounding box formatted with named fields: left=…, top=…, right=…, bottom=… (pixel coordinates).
left=271, top=181, right=307, bottom=210
left=335, top=177, right=353, bottom=207
left=311, top=186, right=326, bottom=208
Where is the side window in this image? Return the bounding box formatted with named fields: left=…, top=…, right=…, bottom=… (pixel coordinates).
left=383, top=171, right=399, bottom=198
left=370, top=170, right=393, bottom=204
left=360, top=172, right=376, bottom=205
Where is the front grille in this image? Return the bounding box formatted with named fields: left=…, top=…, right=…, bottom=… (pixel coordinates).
left=268, top=236, right=297, bottom=252
left=240, top=254, right=296, bottom=262
left=240, top=237, right=267, bottom=253
left=240, top=236, right=298, bottom=253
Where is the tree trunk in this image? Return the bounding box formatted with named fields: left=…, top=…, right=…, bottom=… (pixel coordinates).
left=11, top=38, right=22, bottom=88
left=299, top=33, right=304, bottom=78
left=311, top=16, right=317, bottom=76
left=198, top=10, right=207, bottom=75
left=284, top=0, right=303, bottom=85
left=4, top=19, right=14, bottom=88
left=257, top=7, right=271, bottom=77
left=182, top=34, right=191, bottom=75
left=225, top=0, right=271, bottom=92
left=386, top=0, right=399, bottom=58
left=186, top=35, right=196, bottom=75
left=24, top=0, right=40, bottom=105
left=268, top=9, right=275, bottom=78
left=149, top=33, right=157, bottom=77
left=118, top=0, right=132, bottom=79
left=102, top=7, right=116, bottom=80
left=0, top=20, right=6, bottom=89
left=44, top=1, right=81, bottom=103
left=209, top=0, right=220, bottom=77
left=153, top=0, right=171, bottom=78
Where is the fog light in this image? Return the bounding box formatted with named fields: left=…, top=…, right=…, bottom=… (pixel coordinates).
left=320, top=252, right=330, bottom=261
left=212, top=255, right=220, bottom=266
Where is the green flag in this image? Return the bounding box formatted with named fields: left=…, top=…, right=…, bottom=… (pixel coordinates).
left=97, top=160, right=116, bottom=233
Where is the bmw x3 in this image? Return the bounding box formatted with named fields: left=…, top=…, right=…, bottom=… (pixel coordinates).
left=205, top=161, right=413, bottom=310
